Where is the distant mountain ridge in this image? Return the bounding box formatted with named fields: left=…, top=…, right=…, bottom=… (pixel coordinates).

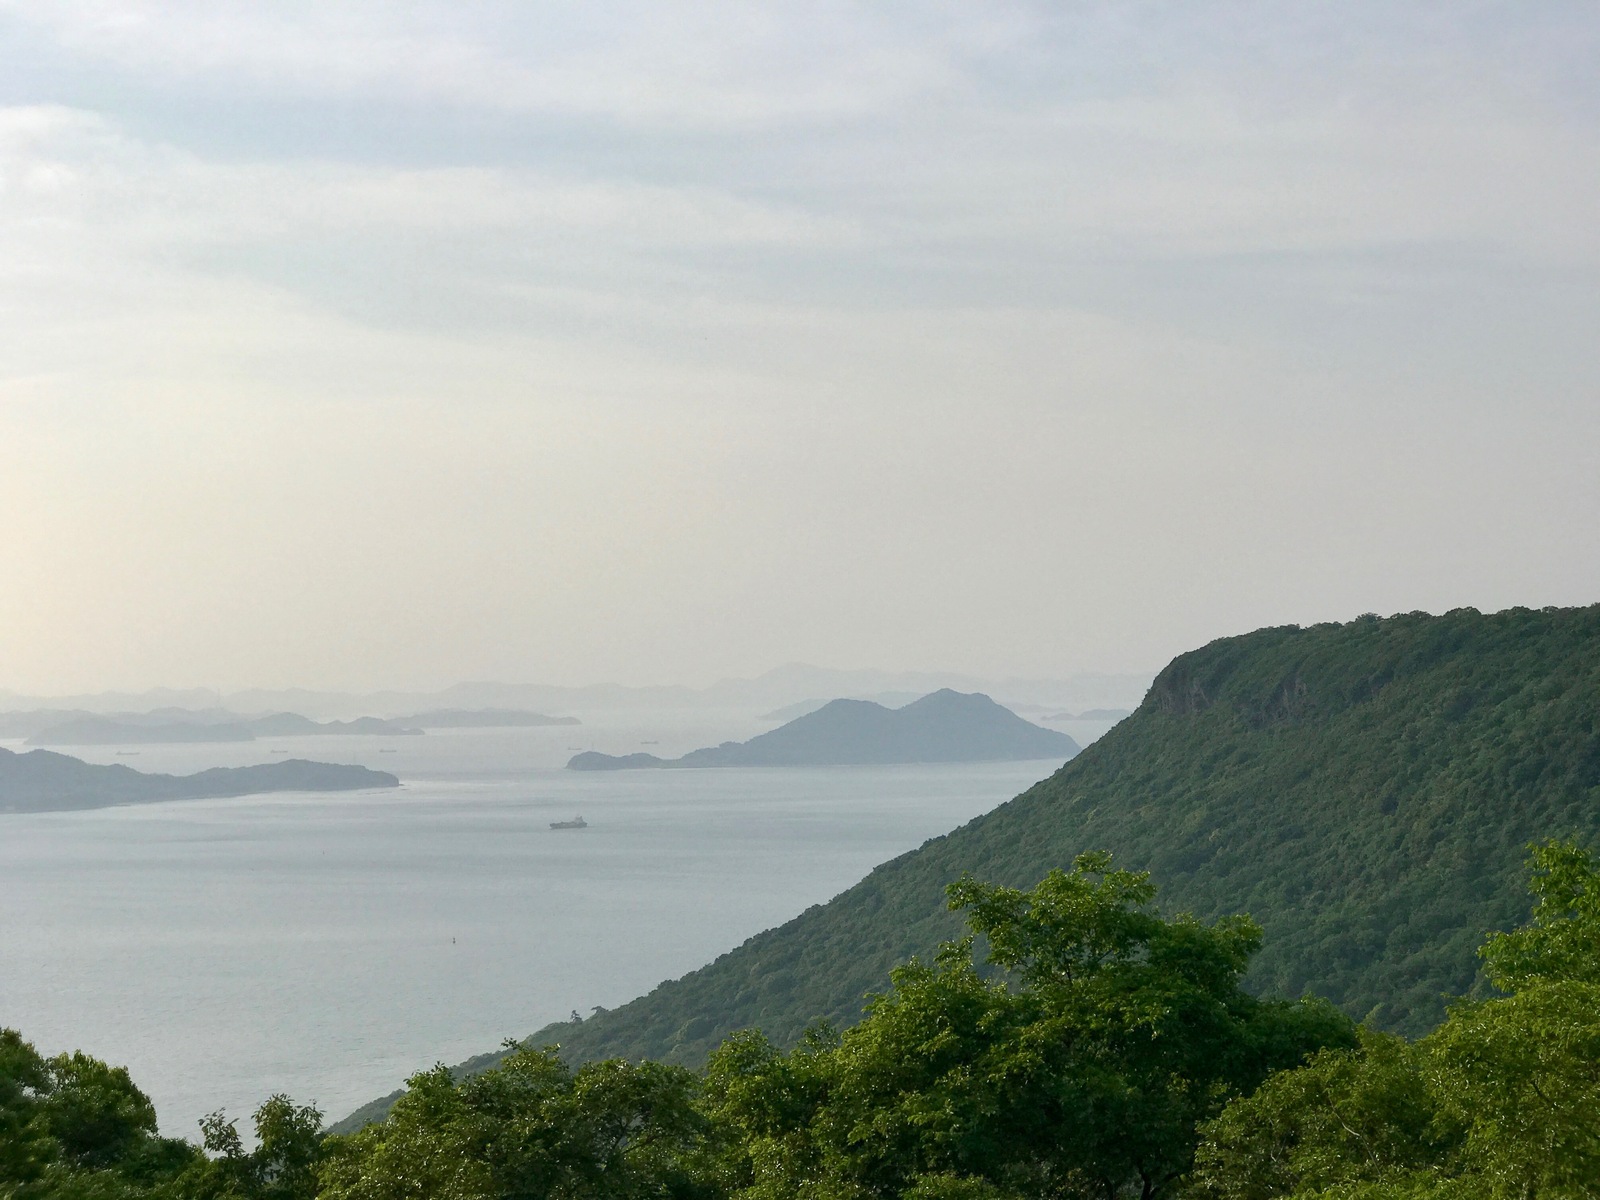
left=0, top=668, right=1152, bottom=722
left=567, top=691, right=1079, bottom=770
left=24, top=713, right=422, bottom=745
left=4, top=707, right=581, bottom=742
left=396, top=708, right=580, bottom=728
left=0, top=747, right=399, bottom=813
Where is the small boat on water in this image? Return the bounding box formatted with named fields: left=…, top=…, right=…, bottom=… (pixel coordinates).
left=115, top=750, right=140, bottom=756
left=550, top=815, right=587, bottom=830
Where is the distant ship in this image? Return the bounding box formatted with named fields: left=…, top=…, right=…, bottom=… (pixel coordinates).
left=549, top=815, right=587, bottom=830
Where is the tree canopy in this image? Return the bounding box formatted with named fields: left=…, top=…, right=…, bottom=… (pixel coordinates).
left=9, top=839, right=1597, bottom=1200
left=699, top=854, right=1352, bottom=1200
left=1193, top=839, right=1600, bottom=1199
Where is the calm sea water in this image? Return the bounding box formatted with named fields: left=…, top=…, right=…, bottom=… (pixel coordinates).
left=0, top=713, right=1107, bottom=1137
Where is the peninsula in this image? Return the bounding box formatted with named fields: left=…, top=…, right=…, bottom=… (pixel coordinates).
left=335, top=604, right=1600, bottom=1133
left=0, top=747, right=399, bottom=814
left=567, top=689, right=1078, bottom=770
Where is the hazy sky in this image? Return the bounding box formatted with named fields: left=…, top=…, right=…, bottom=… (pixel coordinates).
left=2, top=2, right=1596, bottom=693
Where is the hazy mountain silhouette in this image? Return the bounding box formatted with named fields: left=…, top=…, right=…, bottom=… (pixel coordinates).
left=0, top=669, right=1151, bottom=723
left=567, top=690, right=1078, bottom=770
left=25, top=713, right=421, bottom=745
left=396, top=708, right=580, bottom=728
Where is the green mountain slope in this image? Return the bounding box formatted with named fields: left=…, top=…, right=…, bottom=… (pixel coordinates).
left=334, top=604, right=1600, bottom=1131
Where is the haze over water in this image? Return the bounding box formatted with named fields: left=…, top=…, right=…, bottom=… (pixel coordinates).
left=0, top=715, right=1107, bottom=1135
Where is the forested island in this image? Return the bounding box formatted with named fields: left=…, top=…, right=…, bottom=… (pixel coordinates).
left=567, top=689, right=1077, bottom=769
left=0, top=748, right=399, bottom=813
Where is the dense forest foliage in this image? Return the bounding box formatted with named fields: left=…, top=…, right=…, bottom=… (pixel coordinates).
left=399, top=603, right=1600, bottom=1108
left=7, top=843, right=1598, bottom=1198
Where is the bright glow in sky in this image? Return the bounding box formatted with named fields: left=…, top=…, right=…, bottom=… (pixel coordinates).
left=2, top=2, right=1597, bottom=692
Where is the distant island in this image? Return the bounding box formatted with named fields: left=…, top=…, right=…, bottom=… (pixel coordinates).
left=24, top=712, right=423, bottom=746
left=1038, top=707, right=1133, bottom=722
left=568, top=751, right=670, bottom=770
left=0, top=747, right=399, bottom=814
left=395, top=708, right=581, bottom=728
left=568, top=690, right=1078, bottom=770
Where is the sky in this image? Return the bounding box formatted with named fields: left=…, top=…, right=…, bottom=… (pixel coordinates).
left=1, top=1, right=1597, bottom=694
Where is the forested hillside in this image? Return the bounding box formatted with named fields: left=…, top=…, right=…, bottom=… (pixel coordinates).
left=337, top=604, right=1600, bottom=1130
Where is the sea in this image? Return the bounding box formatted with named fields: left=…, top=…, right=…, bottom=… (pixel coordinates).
left=0, top=710, right=1117, bottom=1137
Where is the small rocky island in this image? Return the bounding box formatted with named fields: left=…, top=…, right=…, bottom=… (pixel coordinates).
left=0, top=747, right=400, bottom=814
left=567, top=689, right=1078, bottom=770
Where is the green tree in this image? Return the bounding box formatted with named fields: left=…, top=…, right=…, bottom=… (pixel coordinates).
left=1188, top=1029, right=1462, bottom=1198
left=318, top=1044, right=715, bottom=1200
left=0, top=1030, right=202, bottom=1200
left=177, top=1096, right=325, bottom=1200
left=703, top=854, right=1352, bottom=1200
left=1, top=1029, right=57, bottom=1194
left=40, top=1054, right=161, bottom=1174
left=1191, top=839, right=1600, bottom=1200
left=1425, top=840, right=1600, bottom=1197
